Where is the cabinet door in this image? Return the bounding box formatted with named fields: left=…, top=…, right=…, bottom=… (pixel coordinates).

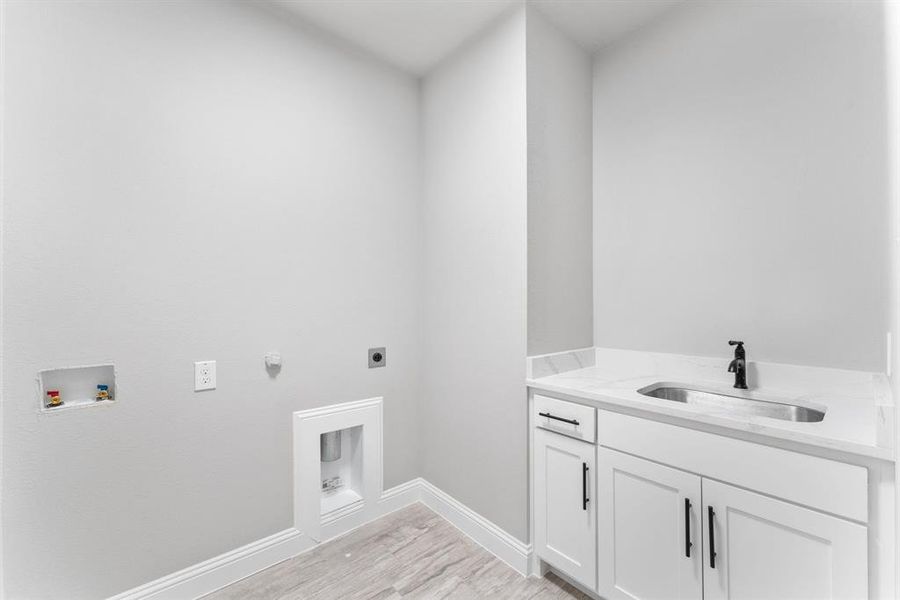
left=534, top=428, right=596, bottom=590
left=597, top=448, right=703, bottom=600
left=703, top=479, right=867, bottom=600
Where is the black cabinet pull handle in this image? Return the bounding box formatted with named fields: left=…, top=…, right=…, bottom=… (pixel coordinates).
left=708, top=506, right=717, bottom=569
left=582, top=463, right=589, bottom=510
left=684, top=498, right=692, bottom=557
left=539, top=412, right=579, bottom=426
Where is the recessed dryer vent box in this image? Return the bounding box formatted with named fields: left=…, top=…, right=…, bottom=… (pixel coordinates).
left=319, top=425, right=364, bottom=517
left=294, top=397, right=383, bottom=543
left=38, top=364, right=116, bottom=413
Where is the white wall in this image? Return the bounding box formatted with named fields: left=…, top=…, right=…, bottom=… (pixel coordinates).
left=0, top=0, right=6, bottom=595
left=420, top=7, right=529, bottom=541
left=886, top=0, right=900, bottom=388
left=1, top=1, right=421, bottom=598
left=593, top=0, right=891, bottom=371
left=884, top=1, right=900, bottom=593
left=527, top=9, right=593, bottom=356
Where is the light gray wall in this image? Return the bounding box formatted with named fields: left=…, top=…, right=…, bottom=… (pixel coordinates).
left=887, top=2, right=900, bottom=407
left=0, top=0, right=5, bottom=593
left=1, top=2, right=421, bottom=598
left=593, top=0, right=891, bottom=371
left=884, top=0, right=900, bottom=576
left=527, top=8, right=593, bottom=356
left=420, top=7, right=529, bottom=541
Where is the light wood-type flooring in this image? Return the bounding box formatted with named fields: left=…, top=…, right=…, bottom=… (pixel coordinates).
left=204, top=503, right=590, bottom=599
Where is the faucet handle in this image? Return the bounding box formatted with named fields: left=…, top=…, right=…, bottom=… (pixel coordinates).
left=728, top=340, right=744, bottom=347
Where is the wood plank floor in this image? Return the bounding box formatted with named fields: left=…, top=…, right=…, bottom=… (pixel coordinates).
left=204, top=503, right=590, bottom=600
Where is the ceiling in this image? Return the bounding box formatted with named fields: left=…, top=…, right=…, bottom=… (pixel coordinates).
left=270, top=0, right=682, bottom=75
left=531, top=0, right=682, bottom=53
left=270, top=0, right=516, bottom=75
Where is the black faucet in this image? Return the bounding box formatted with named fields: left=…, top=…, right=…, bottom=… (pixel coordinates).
left=727, top=340, right=748, bottom=389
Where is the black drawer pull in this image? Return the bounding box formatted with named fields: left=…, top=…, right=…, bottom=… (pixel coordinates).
left=582, top=462, right=589, bottom=510
left=708, top=506, right=717, bottom=569
left=538, top=412, right=579, bottom=426
left=685, top=498, right=692, bottom=557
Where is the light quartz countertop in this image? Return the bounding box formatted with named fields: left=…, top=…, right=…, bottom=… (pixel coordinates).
left=527, top=348, right=895, bottom=462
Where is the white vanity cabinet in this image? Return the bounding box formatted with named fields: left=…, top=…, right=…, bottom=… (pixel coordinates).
left=531, top=395, right=873, bottom=600
left=595, top=448, right=867, bottom=600
left=596, top=448, right=702, bottom=600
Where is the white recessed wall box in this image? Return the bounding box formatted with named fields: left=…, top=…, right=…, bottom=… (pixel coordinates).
left=37, top=363, right=117, bottom=413
left=293, top=397, right=383, bottom=542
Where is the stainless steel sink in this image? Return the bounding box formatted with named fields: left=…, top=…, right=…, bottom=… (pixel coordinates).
left=637, top=384, right=825, bottom=423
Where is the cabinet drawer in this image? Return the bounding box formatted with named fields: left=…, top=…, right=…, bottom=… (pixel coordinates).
left=534, top=395, right=596, bottom=443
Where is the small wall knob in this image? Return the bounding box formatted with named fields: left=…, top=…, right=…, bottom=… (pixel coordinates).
left=265, top=352, right=282, bottom=369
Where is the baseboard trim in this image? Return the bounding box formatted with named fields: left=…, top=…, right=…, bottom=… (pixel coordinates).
left=378, top=477, right=423, bottom=513
left=107, top=528, right=311, bottom=600
left=107, top=478, right=531, bottom=599
left=419, top=479, right=532, bottom=576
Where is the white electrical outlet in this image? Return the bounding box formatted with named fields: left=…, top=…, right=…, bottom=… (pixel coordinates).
left=194, top=360, right=216, bottom=391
